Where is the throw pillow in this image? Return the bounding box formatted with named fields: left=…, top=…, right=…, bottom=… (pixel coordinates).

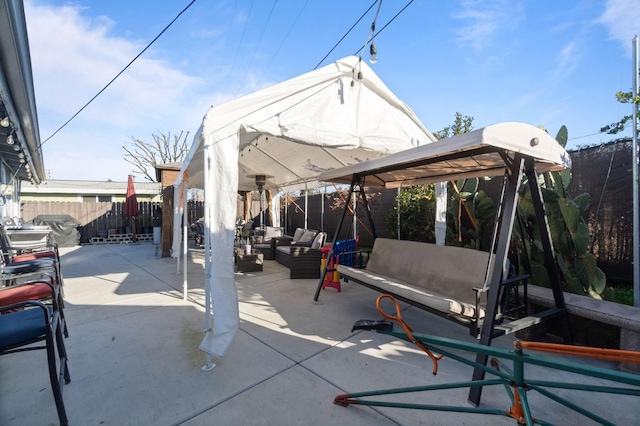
left=292, top=228, right=305, bottom=242
left=311, top=232, right=326, bottom=249
left=294, top=230, right=317, bottom=247
left=263, top=226, right=282, bottom=242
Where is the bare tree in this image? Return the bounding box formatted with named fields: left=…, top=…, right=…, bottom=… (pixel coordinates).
left=123, top=131, right=190, bottom=182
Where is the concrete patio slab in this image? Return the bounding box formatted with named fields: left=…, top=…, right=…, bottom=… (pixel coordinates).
left=1, top=243, right=639, bottom=425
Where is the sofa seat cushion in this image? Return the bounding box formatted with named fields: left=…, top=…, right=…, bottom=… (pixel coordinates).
left=365, top=239, right=490, bottom=306
left=337, top=265, right=484, bottom=320
left=276, top=246, right=291, bottom=255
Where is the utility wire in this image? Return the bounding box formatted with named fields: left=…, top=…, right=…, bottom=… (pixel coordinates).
left=40, top=0, right=198, bottom=148
left=353, top=0, right=414, bottom=57
left=234, top=0, right=279, bottom=97
left=223, top=0, right=256, bottom=97
left=313, top=0, right=377, bottom=70
left=254, top=0, right=310, bottom=88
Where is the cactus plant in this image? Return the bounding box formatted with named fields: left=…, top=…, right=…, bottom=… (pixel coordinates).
left=516, top=126, right=611, bottom=300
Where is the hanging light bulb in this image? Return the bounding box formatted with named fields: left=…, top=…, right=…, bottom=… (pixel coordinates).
left=0, top=115, right=9, bottom=128
left=369, top=42, right=378, bottom=64
left=6, top=133, right=14, bottom=145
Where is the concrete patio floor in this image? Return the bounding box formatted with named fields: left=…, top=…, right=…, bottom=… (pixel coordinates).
left=1, top=242, right=639, bottom=425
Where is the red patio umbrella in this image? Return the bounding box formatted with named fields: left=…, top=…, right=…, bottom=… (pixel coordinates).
left=124, top=175, right=139, bottom=241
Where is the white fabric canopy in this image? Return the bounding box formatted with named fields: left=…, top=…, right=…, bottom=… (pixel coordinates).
left=173, top=56, right=438, bottom=361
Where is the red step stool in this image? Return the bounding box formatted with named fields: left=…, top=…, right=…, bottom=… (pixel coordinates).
left=320, top=244, right=341, bottom=292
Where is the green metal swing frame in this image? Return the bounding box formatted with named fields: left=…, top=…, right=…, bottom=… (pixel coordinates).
left=335, top=318, right=640, bottom=426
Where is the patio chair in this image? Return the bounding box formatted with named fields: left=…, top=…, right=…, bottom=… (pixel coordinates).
left=251, top=226, right=283, bottom=260
left=239, top=220, right=254, bottom=243
left=0, top=224, right=61, bottom=278
left=275, top=230, right=327, bottom=279
left=0, top=225, right=68, bottom=336
left=0, top=280, right=71, bottom=425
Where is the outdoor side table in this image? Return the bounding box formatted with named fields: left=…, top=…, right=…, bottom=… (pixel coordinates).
left=235, top=251, right=264, bottom=272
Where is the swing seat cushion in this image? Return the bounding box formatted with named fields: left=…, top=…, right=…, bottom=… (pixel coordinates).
left=337, top=238, right=491, bottom=320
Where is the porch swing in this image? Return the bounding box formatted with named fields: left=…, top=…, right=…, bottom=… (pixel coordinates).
left=313, top=122, right=574, bottom=405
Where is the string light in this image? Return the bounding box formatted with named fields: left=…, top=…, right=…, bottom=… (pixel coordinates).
left=369, top=42, right=378, bottom=64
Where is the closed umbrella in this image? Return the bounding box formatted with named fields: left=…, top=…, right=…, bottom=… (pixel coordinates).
left=124, top=175, right=139, bottom=241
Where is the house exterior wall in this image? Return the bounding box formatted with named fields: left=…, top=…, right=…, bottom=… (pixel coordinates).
left=20, top=192, right=161, bottom=202
left=20, top=179, right=162, bottom=203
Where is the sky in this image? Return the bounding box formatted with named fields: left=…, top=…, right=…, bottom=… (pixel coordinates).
left=23, top=0, right=640, bottom=182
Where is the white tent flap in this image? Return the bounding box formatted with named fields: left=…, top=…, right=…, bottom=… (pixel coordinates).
left=198, top=137, right=240, bottom=358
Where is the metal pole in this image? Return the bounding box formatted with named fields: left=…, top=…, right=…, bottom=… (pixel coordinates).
left=183, top=183, right=188, bottom=301
left=321, top=185, right=325, bottom=232
left=633, top=35, right=639, bottom=307
left=397, top=187, right=401, bottom=240
left=304, top=184, right=308, bottom=229
left=353, top=196, right=357, bottom=240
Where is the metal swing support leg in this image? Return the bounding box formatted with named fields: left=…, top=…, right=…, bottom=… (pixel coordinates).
left=468, top=154, right=525, bottom=406
left=314, top=174, right=368, bottom=302
left=523, top=157, right=572, bottom=344
left=468, top=157, right=573, bottom=406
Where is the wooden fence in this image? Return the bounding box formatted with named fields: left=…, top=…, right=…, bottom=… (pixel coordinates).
left=21, top=200, right=205, bottom=244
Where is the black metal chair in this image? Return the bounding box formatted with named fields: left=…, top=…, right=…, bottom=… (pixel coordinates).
left=0, top=280, right=71, bottom=425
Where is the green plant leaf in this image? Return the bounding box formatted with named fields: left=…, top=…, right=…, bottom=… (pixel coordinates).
left=531, top=261, right=551, bottom=287
left=558, top=198, right=579, bottom=232
left=555, top=125, right=568, bottom=148
left=572, top=223, right=590, bottom=255
left=573, top=193, right=590, bottom=215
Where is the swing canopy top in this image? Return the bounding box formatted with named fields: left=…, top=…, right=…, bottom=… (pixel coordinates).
left=318, top=122, right=571, bottom=188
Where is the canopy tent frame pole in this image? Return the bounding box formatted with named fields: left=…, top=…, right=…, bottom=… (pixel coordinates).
left=183, top=182, right=188, bottom=301
left=321, top=185, right=326, bottom=232
left=397, top=187, right=401, bottom=240
left=468, top=155, right=572, bottom=405
left=304, top=183, right=308, bottom=229
left=202, top=144, right=215, bottom=371
left=632, top=35, right=639, bottom=307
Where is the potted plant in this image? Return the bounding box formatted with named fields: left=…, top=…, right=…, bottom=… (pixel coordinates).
left=143, top=215, right=153, bottom=234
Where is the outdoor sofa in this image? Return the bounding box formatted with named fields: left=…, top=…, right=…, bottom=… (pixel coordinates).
left=274, top=228, right=327, bottom=279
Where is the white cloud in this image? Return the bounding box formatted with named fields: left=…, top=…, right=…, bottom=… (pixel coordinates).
left=453, top=0, right=525, bottom=50
left=599, top=0, right=640, bottom=54
left=25, top=2, right=202, bottom=129
left=556, top=42, right=579, bottom=78
left=23, top=1, right=227, bottom=180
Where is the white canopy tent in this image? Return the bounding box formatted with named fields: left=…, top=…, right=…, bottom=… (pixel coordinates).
left=172, top=56, right=438, bottom=368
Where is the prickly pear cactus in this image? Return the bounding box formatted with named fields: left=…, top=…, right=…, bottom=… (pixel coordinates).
left=517, top=126, right=611, bottom=300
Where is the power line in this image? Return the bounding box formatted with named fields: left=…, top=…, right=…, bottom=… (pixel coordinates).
left=254, top=0, right=310, bottom=89
left=314, top=0, right=378, bottom=70
left=223, top=0, right=256, bottom=97
left=235, top=0, right=279, bottom=97
left=40, top=0, right=198, bottom=148
left=353, top=0, right=414, bottom=57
